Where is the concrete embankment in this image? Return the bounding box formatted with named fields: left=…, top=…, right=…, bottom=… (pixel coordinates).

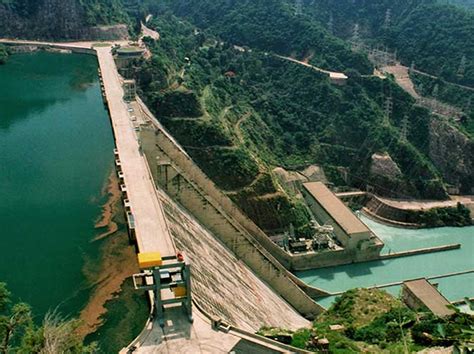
left=364, top=195, right=422, bottom=228
left=329, top=269, right=474, bottom=296
left=364, top=194, right=474, bottom=228
left=292, top=243, right=461, bottom=272
left=156, top=187, right=309, bottom=330
left=379, top=244, right=461, bottom=260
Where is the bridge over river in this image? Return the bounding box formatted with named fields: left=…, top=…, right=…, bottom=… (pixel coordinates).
left=1, top=39, right=312, bottom=353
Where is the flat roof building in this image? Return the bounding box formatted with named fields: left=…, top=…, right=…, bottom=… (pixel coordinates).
left=402, top=279, right=455, bottom=317
left=302, top=182, right=377, bottom=250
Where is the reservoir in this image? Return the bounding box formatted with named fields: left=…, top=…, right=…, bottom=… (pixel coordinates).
left=297, top=215, right=474, bottom=309
left=0, top=51, right=114, bottom=318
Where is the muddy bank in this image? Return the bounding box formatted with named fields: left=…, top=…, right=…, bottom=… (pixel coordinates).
left=93, top=172, right=121, bottom=241
left=78, top=171, right=139, bottom=338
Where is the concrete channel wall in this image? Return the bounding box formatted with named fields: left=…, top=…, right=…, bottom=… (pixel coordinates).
left=364, top=195, right=421, bottom=227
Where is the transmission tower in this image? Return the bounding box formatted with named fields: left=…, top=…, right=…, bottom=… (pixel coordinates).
left=383, top=8, right=392, bottom=29
left=328, top=12, right=334, bottom=34
left=384, top=95, right=393, bottom=125
left=465, top=96, right=472, bottom=113
left=432, top=83, right=439, bottom=98
left=418, top=83, right=424, bottom=95
left=351, top=23, right=361, bottom=51
left=295, top=0, right=302, bottom=15
left=400, top=115, right=409, bottom=142
left=457, top=55, right=466, bottom=78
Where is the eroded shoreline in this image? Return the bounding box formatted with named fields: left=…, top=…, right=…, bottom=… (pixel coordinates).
left=78, top=170, right=139, bottom=338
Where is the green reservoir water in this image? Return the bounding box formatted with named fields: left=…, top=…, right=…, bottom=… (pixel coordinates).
left=297, top=215, right=474, bottom=309
left=0, top=51, right=114, bottom=318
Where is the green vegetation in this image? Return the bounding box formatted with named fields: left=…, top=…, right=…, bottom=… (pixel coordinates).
left=0, top=0, right=138, bottom=39
left=318, top=289, right=403, bottom=329
left=416, top=203, right=472, bottom=227
left=154, top=0, right=372, bottom=75
left=301, top=0, right=474, bottom=86
left=0, top=282, right=95, bottom=353
left=131, top=13, right=455, bottom=233
left=0, top=44, right=8, bottom=65
left=265, top=288, right=474, bottom=352
left=410, top=72, right=474, bottom=137
left=79, top=0, right=130, bottom=26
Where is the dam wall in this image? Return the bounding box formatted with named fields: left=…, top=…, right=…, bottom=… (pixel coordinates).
left=139, top=122, right=327, bottom=317
left=156, top=186, right=309, bottom=331
left=288, top=246, right=383, bottom=271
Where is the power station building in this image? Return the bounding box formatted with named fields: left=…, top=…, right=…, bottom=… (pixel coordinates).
left=302, top=182, right=380, bottom=251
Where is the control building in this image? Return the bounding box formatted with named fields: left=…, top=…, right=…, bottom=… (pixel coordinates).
left=302, top=182, right=380, bottom=251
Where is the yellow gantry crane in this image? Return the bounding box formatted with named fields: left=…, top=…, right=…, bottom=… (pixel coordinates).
left=132, top=252, right=193, bottom=328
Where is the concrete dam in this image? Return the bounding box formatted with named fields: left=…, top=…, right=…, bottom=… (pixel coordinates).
left=96, top=43, right=316, bottom=352
left=0, top=39, right=322, bottom=352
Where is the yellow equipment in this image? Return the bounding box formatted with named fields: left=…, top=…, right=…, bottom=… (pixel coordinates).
left=137, top=252, right=162, bottom=268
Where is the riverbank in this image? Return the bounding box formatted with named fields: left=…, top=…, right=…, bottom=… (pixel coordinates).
left=363, top=194, right=473, bottom=228
left=78, top=170, right=140, bottom=338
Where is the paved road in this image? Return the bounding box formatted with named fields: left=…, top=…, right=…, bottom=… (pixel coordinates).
left=96, top=47, right=175, bottom=256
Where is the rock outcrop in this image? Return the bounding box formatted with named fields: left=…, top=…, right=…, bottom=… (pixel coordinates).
left=370, top=153, right=403, bottom=179
left=368, top=152, right=409, bottom=197
left=429, top=119, right=474, bottom=194
left=0, top=0, right=129, bottom=40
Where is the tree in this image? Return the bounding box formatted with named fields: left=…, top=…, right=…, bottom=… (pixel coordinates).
left=0, top=283, right=96, bottom=353
left=0, top=45, right=8, bottom=65
left=0, top=283, right=32, bottom=353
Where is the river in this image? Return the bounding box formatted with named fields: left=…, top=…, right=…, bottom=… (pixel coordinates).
left=296, top=215, right=474, bottom=309
left=0, top=51, right=147, bottom=351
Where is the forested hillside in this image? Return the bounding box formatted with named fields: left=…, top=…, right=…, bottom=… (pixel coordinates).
left=0, top=0, right=138, bottom=39
left=127, top=14, right=464, bottom=234
left=153, top=0, right=373, bottom=75
left=301, top=0, right=474, bottom=86
left=447, top=0, right=474, bottom=9
left=2, top=0, right=472, bottom=233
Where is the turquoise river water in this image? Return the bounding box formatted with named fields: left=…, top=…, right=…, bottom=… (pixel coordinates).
left=0, top=51, right=114, bottom=318
left=297, top=215, right=474, bottom=309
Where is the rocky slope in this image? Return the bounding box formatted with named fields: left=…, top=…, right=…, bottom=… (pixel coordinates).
left=0, top=0, right=132, bottom=40
left=429, top=118, right=474, bottom=193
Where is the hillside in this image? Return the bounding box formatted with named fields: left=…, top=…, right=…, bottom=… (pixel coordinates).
left=447, top=0, right=474, bottom=9
left=280, top=288, right=474, bottom=353
left=301, top=0, right=474, bottom=87
left=0, top=0, right=136, bottom=39
left=125, top=14, right=470, bottom=235
left=153, top=0, right=373, bottom=75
